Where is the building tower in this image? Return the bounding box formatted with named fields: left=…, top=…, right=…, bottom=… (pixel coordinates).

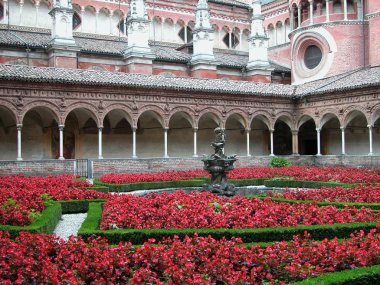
left=48, top=0, right=79, bottom=68
left=246, top=0, right=272, bottom=82
left=190, top=0, right=218, bottom=79
left=124, top=0, right=155, bottom=74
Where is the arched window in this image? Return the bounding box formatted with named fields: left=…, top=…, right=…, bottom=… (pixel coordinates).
left=73, top=12, right=81, bottom=30
left=0, top=2, right=4, bottom=20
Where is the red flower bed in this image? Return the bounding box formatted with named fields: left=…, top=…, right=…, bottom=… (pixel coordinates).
left=0, top=175, right=108, bottom=226
left=99, top=166, right=380, bottom=185
left=228, top=166, right=380, bottom=183
left=99, top=169, right=207, bottom=184
left=272, top=184, right=380, bottom=203
left=1, top=229, right=380, bottom=284
left=100, top=191, right=379, bottom=230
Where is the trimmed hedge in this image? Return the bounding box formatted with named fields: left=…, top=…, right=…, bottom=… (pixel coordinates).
left=78, top=203, right=379, bottom=245
left=263, top=179, right=350, bottom=189
left=0, top=202, right=62, bottom=238
left=257, top=197, right=380, bottom=211
left=290, top=264, right=380, bottom=285
left=59, top=199, right=106, bottom=214
left=229, top=178, right=267, bottom=187
left=93, top=178, right=207, bottom=192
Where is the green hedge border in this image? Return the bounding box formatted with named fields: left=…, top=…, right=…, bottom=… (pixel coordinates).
left=255, top=197, right=380, bottom=211
left=93, top=178, right=207, bottom=192
left=93, top=178, right=348, bottom=192
left=60, top=199, right=106, bottom=214
left=290, top=264, right=380, bottom=285
left=0, top=202, right=62, bottom=238
left=78, top=202, right=379, bottom=244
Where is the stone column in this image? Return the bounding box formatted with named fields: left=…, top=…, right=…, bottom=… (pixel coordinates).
left=326, top=0, right=330, bottom=22
left=184, top=25, right=188, bottom=43
left=368, top=125, right=373, bottom=155
left=316, top=128, right=322, bottom=156
left=2, top=0, right=8, bottom=25
left=132, top=127, right=137, bottom=159
left=17, top=124, right=22, bottom=161
left=343, top=0, right=348, bottom=20
left=59, top=125, right=65, bottom=160
left=95, top=10, right=99, bottom=33
left=109, top=12, right=114, bottom=35
left=19, top=1, right=23, bottom=25
left=341, top=127, right=346, bottom=155
left=80, top=8, right=85, bottom=33
left=246, top=128, right=251, bottom=157
left=164, top=128, right=169, bottom=158
left=98, top=127, right=103, bottom=159
left=35, top=2, right=40, bottom=27
left=357, top=0, right=363, bottom=20
left=270, top=129, right=275, bottom=156
left=292, top=130, right=299, bottom=155
left=193, top=128, right=198, bottom=157
left=309, top=0, right=314, bottom=25
left=161, top=20, right=164, bottom=41
left=298, top=6, right=302, bottom=27
left=229, top=32, right=232, bottom=48
left=239, top=31, right=243, bottom=51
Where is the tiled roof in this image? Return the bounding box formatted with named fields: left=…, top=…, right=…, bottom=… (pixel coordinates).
left=0, top=64, right=295, bottom=97
left=294, top=67, right=380, bottom=96
left=0, top=28, right=290, bottom=72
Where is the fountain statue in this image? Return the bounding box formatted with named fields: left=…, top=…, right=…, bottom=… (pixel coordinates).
left=202, top=127, right=237, bottom=196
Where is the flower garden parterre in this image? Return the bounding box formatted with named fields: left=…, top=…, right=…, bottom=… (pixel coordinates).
left=1, top=166, right=380, bottom=284
left=100, top=191, right=379, bottom=230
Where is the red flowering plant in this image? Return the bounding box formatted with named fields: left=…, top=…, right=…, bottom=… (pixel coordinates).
left=100, top=191, right=380, bottom=230
left=272, top=184, right=380, bottom=203
left=0, top=175, right=108, bottom=226
left=99, top=166, right=380, bottom=185
left=1, top=229, right=380, bottom=284
left=99, top=169, right=207, bottom=184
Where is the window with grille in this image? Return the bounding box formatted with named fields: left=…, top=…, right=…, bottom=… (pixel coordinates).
left=304, top=45, right=322, bottom=69
left=73, top=12, right=81, bottom=30
left=178, top=26, right=193, bottom=43
left=223, top=32, right=239, bottom=48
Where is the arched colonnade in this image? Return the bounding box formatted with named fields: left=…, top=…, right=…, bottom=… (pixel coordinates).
left=0, top=102, right=379, bottom=160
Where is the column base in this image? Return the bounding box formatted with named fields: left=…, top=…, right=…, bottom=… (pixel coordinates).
left=192, top=154, right=199, bottom=158
left=98, top=156, right=103, bottom=160
left=163, top=155, right=169, bottom=159
left=316, top=154, right=322, bottom=156
left=269, top=154, right=275, bottom=157
left=58, top=157, right=65, bottom=160
left=17, top=157, right=23, bottom=161
left=247, top=154, right=251, bottom=157
left=132, top=155, right=138, bottom=159
left=368, top=152, right=373, bottom=156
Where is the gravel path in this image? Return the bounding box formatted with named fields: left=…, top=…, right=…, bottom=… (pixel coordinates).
left=53, top=213, right=87, bottom=241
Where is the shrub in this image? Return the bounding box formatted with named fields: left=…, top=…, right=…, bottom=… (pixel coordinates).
left=269, top=157, right=292, bottom=167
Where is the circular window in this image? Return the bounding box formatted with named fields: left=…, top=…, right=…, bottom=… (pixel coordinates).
left=304, top=45, right=322, bottom=69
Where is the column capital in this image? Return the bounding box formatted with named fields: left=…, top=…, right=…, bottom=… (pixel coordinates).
left=291, top=130, right=298, bottom=135
left=58, top=124, right=65, bottom=129
left=193, top=128, right=198, bottom=132
left=316, top=127, right=321, bottom=132
left=340, top=126, right=345, bottom=131
left=367, top=124, right=373, bottom=129
left=269, top=128, right=274, bottom=133
left=98, top=126, right=103, bottom=130
left=163, top=127, right=169, bottom=131
left=16, top=124, right=23, bottom=129
left=245, top=128, right=251, bottom=132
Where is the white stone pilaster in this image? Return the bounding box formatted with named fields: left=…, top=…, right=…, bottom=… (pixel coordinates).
left=193, top=128, right=198, bottom=157
left=246, top=129, right=251, bottom=157
left=341, top=127, right=346, bottom=155
left=164, top=128, right=169, bottom=158
left=132, top=127, right=137, bottom=159
left=59, top=125, right=65, bottom=160
left=270, top=129, right=274, bottom=156
left=17, top=124, right=22, bottom=161
left=316, top=128, right=322, bottom=156
left=343, top=0, right=348, bottom=20
left=309, top=0, right=314, bottom=25
left=326, top=0, right=330, bottom=22
left=368, top=125, right=373, bottom=155
left=98, top=127, right=103, bottom=159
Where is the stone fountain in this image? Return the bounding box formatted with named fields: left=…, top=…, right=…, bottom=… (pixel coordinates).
left=202, top=127, right=237, bottom=196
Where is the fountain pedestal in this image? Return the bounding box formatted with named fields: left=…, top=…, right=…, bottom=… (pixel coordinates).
left=202, top=127, right=237, bottom=196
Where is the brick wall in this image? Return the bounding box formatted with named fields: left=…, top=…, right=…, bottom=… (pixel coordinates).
left=0, top=160, right=75, bottom=176
left=0, top=156, right=378, bottom=177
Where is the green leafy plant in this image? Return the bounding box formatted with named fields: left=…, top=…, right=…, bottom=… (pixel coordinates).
left=269, top=157, right=291, bottom=168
